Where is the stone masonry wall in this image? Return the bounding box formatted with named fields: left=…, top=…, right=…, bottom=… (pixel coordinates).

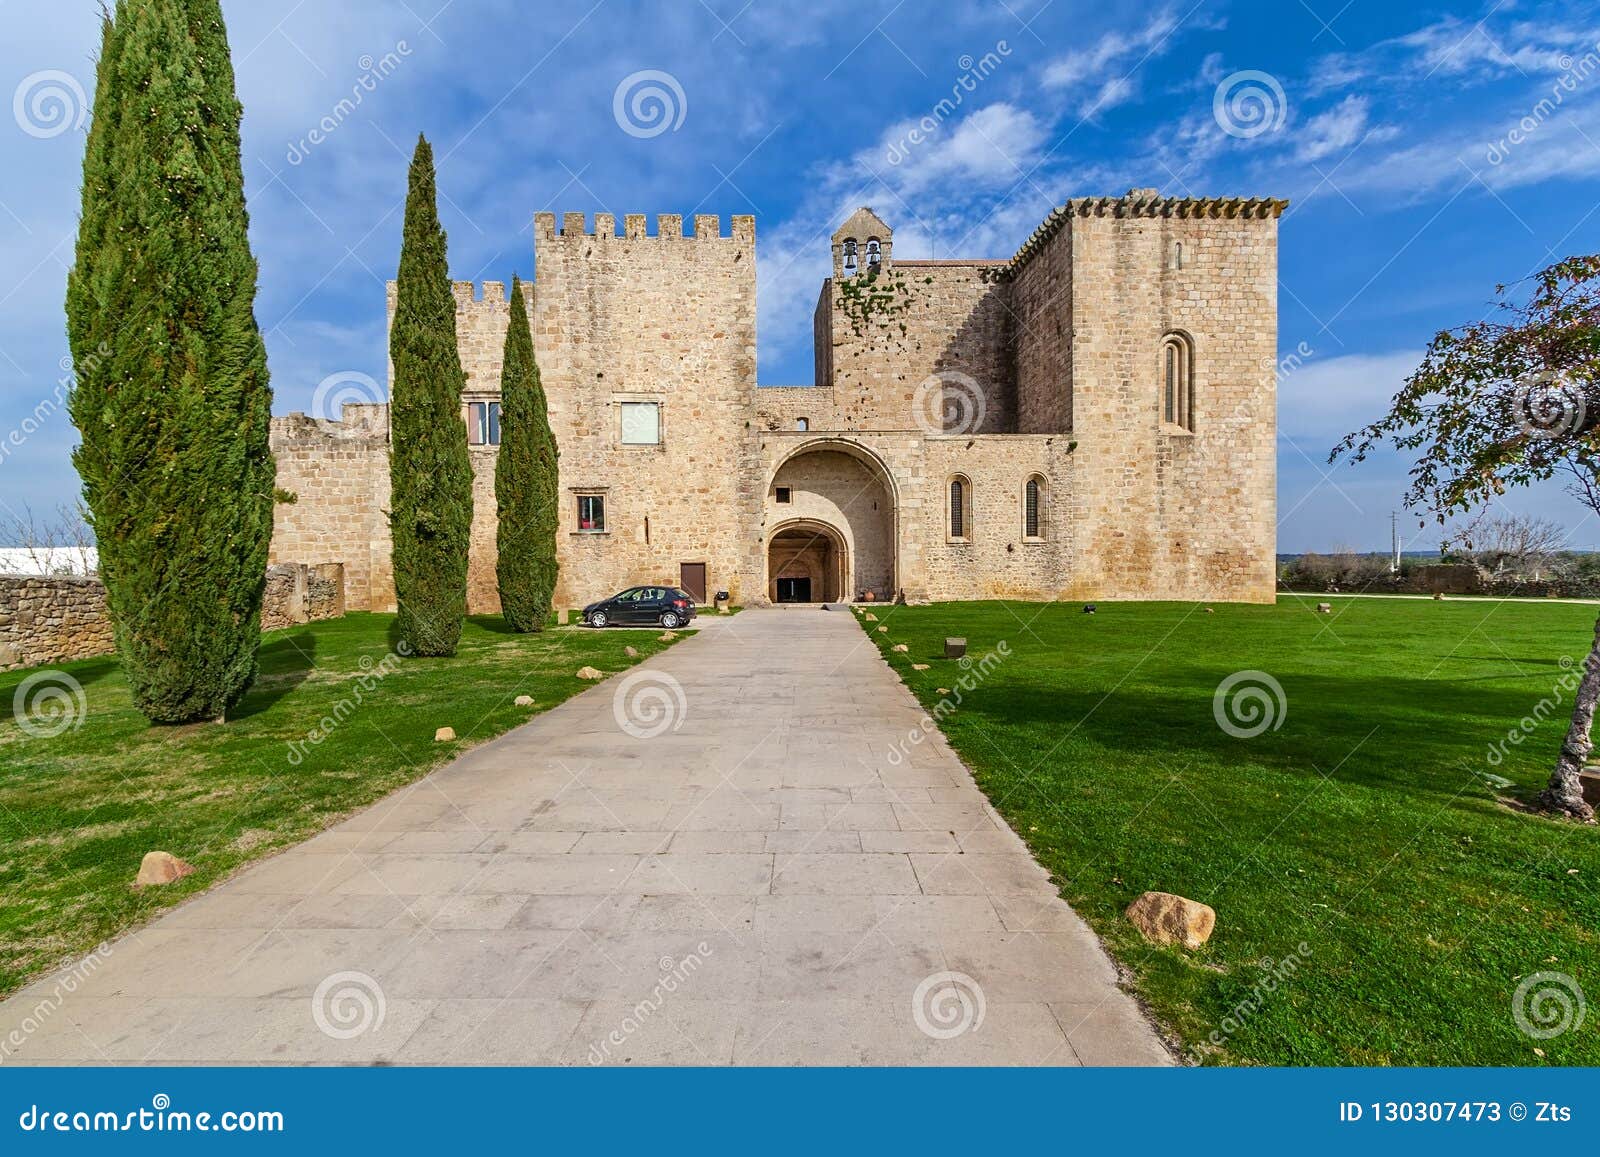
left=752, top=385, right=842, bottom=431
left=261, top=562, right=347, bottom=632
left=270, top=406, right=393, bottom=611
left=1, top=566, right=345, bottom=672
left=819, top=263, right=1014, bottom=433
left=768, top=448, right=895, bottom=599
left=528, top=211, right=764, bottom=607
left=1061, top=195, right=1279, bottom=603
left=0, top=576, right=113, bottom=671
left=1011, top=229, right=1074, bottom=434
left=756, top=432, right=1072, bottom=603
left=268, top=193, right=1279, bottom=613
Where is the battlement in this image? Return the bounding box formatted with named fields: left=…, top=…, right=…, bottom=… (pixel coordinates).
left=452, top=280, right=508, bottom=307
left=270, top=404, right=390, bottom=446
left=1006, top=188, right=1288, bottom=274
left=534, top=211, right=755, bottom=242
left=384, top=280, right=522, bottom=310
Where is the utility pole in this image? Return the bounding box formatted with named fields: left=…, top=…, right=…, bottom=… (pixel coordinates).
left=1390, top=511, right=1400, bottom=572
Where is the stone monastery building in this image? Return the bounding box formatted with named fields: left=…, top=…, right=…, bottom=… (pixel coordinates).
left=268, top=188, right=1285, bottom=611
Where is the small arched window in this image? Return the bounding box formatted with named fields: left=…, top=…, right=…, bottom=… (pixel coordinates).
left=795, top=417, right=809, bottom=431
left=1171, top=241, right=1183, bottom=270
left=1024, top=475, right=1046, bottom=540
left=1161, top=332, right=1194, bottom=432
left=865, top=238, right=882, bottom=270
left=948, top=475, right=972, bottom=541
left=842, top=238, right=858, bottom=274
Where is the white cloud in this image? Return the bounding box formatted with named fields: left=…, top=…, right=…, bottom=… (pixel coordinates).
left=1294, top=94, right=1393, bottom=163
left=1277, top=349, right=1422, bottom=441
left=875, top=102, right=1046, bottom=194
left=1042, top=8, right=1180, bottom=91
left=1079, top=75, right=1138, bottom=120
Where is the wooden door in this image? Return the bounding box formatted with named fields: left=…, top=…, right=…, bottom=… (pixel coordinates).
left=679, top=562, right=708, bottom=603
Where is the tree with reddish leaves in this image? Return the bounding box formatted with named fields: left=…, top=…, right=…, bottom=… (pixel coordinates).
left=1334, top=255, right=1600, bottom=822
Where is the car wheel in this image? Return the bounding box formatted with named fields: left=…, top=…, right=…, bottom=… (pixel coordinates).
left=660, top=611, right=682, bottom=630
left=589, top=611, right=608, bottom=628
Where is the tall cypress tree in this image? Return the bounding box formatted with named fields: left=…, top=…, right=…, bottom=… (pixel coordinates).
left=495, top=276, right=559, bottom=630
left=388, top=135, right=472, bottom=656
left=66, top=0, right=275, bottom=723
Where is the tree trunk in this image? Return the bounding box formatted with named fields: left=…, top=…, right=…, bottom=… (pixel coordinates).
left=1539, top=612, right=1600, bottom=822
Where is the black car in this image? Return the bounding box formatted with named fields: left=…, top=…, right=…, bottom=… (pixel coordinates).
left=582, top=586, right=697, bottom=630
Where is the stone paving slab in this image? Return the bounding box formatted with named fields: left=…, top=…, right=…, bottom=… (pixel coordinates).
left=0, top=607, right=1172, bottom=1066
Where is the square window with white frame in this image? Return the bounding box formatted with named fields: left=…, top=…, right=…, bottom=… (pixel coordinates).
left=620, top=401, right=661, bottom=445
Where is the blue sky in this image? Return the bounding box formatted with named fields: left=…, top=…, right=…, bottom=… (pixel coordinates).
left=4, top=0, right=1600, bottom=552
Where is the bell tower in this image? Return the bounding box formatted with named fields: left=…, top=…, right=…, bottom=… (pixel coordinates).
left=830, top=207, right=893, bottom=279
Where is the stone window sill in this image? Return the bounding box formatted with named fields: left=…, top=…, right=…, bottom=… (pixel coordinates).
left=1160, top=424, right=1196, bottom=437
left=571, top=530, right=610, bottom=537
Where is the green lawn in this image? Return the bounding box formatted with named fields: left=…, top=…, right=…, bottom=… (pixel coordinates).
left=862, top=596, right=1600, bottom=1066
left=0, top=613, right=680, bottom=997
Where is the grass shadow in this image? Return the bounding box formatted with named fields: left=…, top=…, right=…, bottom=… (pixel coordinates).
left=230, top=630, right=317, bottom=719
left=938, top=670, right=1559, bottom=801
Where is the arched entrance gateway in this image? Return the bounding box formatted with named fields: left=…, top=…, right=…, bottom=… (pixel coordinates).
left=765, top=440, right=897, bottom=603
left=768, top=520, right=847, bottom=603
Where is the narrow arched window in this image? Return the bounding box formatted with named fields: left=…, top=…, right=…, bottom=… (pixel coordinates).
left=1171, top=241, right=1183, bottom=270
left=795, top=417, right=809, bottom=431
left=1161, top=332, right=1194, bottom=432
left=1024, top=475, right=1045, bottom=540
left=948, top=476, right=971, bottom=541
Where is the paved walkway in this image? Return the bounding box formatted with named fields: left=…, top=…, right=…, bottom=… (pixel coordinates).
left=1, top=608, right=1170, bottom=1065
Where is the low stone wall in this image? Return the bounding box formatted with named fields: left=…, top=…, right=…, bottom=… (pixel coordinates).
left=1407, top=564, right=1482, bottom=595
left=0, top=563, right=346, bottom=672
left=262, top=562, right=346, bottom=631
left=0, top=576, right=114, bottom=671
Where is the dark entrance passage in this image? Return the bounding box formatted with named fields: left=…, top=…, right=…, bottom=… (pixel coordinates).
left=767, top=521, right=846, bottom=603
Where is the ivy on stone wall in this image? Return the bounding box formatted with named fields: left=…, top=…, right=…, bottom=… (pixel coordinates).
left=836, top=269, right=914, bottom=338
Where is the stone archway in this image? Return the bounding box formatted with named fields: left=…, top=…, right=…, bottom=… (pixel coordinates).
left=766, top=440, right=896, bottom=602
left=768, top=520, right=847, bottom=603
